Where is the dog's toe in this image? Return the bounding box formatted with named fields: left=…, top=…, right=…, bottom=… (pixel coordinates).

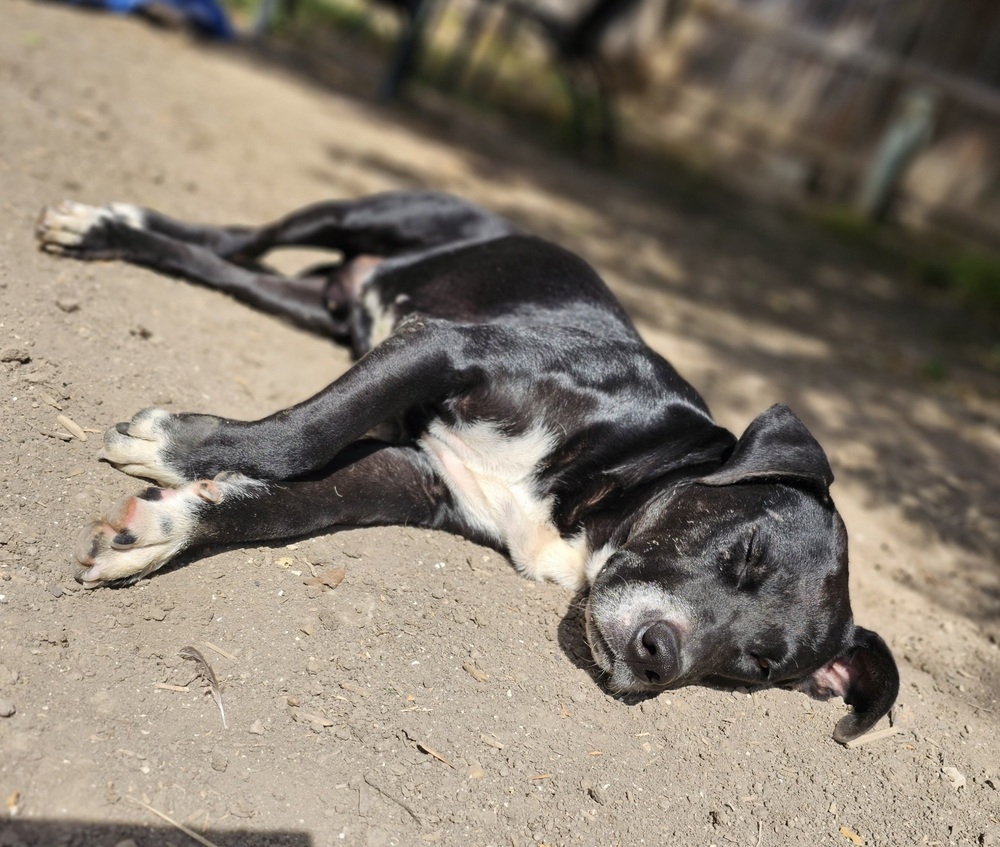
left=99, top=409, right=187, bottom=487
left=35, top=201, right=144, bottom=257
left=72, top=483, right=206, bottom=588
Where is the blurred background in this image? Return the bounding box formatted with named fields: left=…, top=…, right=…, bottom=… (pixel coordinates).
left=203, top=0, right=1000, bottom=310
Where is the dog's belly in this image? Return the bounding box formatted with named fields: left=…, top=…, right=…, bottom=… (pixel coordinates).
left=420, top=420, right=590, bottom=590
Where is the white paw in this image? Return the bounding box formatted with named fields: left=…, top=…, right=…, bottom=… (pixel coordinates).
left=74, top=473, right=257, bottom=588
left=98, top=408, right=187, bottom=487
left=36, top=200, right=144, bottom=252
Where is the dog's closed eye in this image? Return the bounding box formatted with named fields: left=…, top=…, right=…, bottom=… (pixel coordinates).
left=734, top=529, right=765, bottom=589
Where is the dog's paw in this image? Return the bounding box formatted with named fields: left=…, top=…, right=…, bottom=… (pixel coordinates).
left=98, top=408, right=221, bottom=487
left=98, top=408, right=188, bottom=486
left=36, top=200, right=144, bottom=257
left=73, top=472, right=255, bottom=588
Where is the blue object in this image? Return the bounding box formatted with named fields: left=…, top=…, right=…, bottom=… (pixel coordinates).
left=67, top=0, right=235, bottom=39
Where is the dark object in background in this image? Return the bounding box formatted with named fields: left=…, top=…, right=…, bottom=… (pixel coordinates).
left=58, top=0, right=234, bottom=38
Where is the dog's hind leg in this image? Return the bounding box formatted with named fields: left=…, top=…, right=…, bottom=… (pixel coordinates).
left=36, top=201, right=341, bottom=337
left=40, top=192, right=515, bottom=262
left=73, top=442, right=468, bottom=588
left=181, top=190, right=518, bottom=261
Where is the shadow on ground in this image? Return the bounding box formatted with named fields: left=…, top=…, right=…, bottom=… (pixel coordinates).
left=0, top=819, right=311, bottom=846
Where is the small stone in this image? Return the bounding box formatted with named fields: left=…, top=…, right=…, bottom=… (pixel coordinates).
left=114, top=840, right=140, bottom=847
left=588, top=785, right=607, bottom=805
left=248, top=719, right=265, bottom=735
left=891, top=702, right=916, bottom=728
left=942, top=766, right=966, bottom=790
left=0, top=699, right=16, bottom=718
left=211, top=752, right=228, bottom=772
left=1, top=348, right=30, bottom=364
left=56, top=297, right=81, bottom=313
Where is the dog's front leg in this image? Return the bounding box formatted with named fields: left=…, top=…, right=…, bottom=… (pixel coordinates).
left=99, top=317, right=470, bottom=485
left=74, top=442, right=465, bottom=588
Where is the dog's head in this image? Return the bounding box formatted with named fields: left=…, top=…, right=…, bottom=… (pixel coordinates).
left=585, top=404, right=898, bottom=744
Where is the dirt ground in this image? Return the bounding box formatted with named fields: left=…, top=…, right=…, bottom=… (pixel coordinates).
left=1, top=3, right=999, bottom=845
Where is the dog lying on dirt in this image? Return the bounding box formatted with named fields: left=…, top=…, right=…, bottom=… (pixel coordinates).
left=36, top=190, right=898, bottom=743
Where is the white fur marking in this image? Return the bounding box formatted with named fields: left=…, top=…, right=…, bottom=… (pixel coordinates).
left=38, top=201, right=146, bottom=249
left=585, top=543, right=617, bottom=585
left=362, top=288, right=396, bottom=347
left=76, top=473, right=263, bottom=588
left=421, top=421, right=591, bottom=590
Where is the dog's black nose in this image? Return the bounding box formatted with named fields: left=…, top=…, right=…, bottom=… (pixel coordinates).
left=626, top=620, right=680, bottom=686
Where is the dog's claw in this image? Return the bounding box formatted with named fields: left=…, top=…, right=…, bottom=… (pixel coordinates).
left=73, top=484, right=197, bottom=587
left=98, top=408, right=186, bottom=487
left=73, top=473, right=259, bottom=588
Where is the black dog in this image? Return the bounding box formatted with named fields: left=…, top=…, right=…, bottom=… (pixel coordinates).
left=36, top=190, right=898, bottom=743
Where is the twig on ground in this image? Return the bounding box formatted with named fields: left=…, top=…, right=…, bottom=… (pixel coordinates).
left=126, top=796, right=222, bottom=847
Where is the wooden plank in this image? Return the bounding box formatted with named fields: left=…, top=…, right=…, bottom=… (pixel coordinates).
left=690, top=0, right=1000, bottom=117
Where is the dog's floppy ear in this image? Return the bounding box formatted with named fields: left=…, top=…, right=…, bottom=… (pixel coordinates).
left=797, top=626, right=900, bottom=744
left=698, top=404, right=834, bottom=494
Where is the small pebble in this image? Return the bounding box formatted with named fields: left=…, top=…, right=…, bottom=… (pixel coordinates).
left=248, top=719, right=265, bottom=735
left=588, top=785, right=607, bottom=805
left=942, top=766, right=966, bottom=791
left=1, top=348, right=30, bottom=364
left=0, top=699, right=16, bottom=718
left=56, top=297, right=80, bottom=313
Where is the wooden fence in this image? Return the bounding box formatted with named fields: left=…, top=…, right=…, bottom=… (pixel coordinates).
left=626, top=0, right=1000, bottom=242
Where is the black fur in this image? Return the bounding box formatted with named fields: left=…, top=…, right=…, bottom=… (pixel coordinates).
left=37, top=190, right=899, bottom=743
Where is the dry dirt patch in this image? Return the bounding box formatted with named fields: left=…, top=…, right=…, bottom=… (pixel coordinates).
left=1, top=3, right=998, bottom=845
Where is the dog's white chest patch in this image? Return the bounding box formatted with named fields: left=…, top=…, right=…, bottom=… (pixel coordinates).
left=420, top=420, right=589, bottom=590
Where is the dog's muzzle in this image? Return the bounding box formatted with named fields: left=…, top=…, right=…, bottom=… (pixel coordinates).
left=624, top=619, right=680, bottom=687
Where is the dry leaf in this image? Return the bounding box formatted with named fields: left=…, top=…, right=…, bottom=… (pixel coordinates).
left=339, top=681, right=369, bottom=697
left=480, top=734, right=504, bottom=749
left=201, top=640, right=237, bottom=661
left=298, top=711, right=334, bottom=727
left=179, top=646, right=227, bottom=729
left=839, top=825, right=864, bottom=845
left=56, top=414, right=87, bottom=441
left=416, top=742, right=455, bottom=768
left=305, top=566, right=346, bottom=590
left=843, top=726, right=901, bottom=748
left=462, top=662, right=489, bottom=682
left=40, top=429, right=73, bottom=442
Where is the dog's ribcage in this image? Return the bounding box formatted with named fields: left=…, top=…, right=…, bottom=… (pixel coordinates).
left=419, top=420, right=591, bottom=590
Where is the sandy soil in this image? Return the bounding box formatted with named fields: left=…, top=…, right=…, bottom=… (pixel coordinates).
left=1, top=3, right=999, bottom=845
